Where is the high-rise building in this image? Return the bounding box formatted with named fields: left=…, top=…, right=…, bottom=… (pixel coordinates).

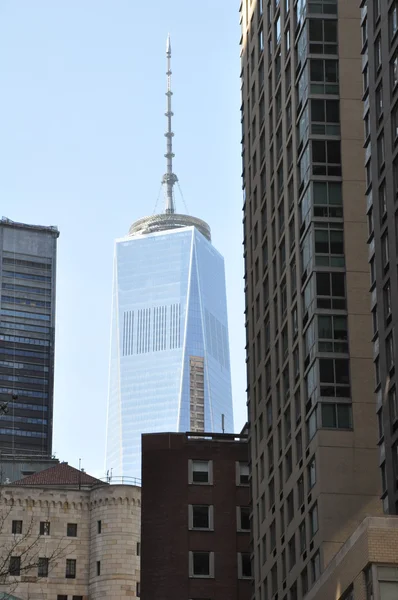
left=141, top=431, right=251, bottom=600
left=0, top=217, right=59, bottom=458
left=360, top=0, right=398, bottom=516
left=240, top=0, right=382, bottom=598
left=105, top=37, right=233, bottom=478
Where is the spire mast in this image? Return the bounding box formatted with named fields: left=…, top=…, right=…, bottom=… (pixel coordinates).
left=162, top=34, right=178, bottom=214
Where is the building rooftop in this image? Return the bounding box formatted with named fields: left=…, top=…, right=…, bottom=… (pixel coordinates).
left=128, top=213, right=211, bottom=242
left=12, top=462, right=103, bottom=488
left=1, top=216, right=59, bottom=237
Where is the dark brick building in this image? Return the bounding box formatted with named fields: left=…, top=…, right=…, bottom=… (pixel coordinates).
left=141, top=431, right=251, bottom=600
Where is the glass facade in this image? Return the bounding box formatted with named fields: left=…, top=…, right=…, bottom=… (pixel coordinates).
left=106, top=225, right=233, bottom=478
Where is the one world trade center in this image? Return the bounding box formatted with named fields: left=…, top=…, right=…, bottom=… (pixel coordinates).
left=105, top=37, right=234, bottom=478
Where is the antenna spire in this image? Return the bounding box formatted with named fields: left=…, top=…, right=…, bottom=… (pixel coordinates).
left=162, top=34, right=178, bottom=214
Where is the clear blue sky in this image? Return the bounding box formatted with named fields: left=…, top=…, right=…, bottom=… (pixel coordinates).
left=0, top=0, right=246, bottom=477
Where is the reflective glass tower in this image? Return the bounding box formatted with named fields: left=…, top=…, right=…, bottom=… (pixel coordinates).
left=106, top=37, right=233, bottom=478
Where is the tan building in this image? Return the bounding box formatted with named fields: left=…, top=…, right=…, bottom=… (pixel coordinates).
left=0, top=462, right=141, bottom=600
left=240, top=0, right=383, bottom=598
left=305, top=516, right=398, bottom=600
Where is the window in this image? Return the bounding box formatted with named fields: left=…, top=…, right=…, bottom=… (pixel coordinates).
left=311, top=551, right=321, bottom=582
left=384, top=281, right=392, bottom=321
left=392, top=103, right=398, bottom=146
left=391, top=2, right=398, bottom=42
left=57, top=597, right=67, bottom=600
left=96, top=561, right=101, bottom=576
left=239, top=553, right=252, bottom=578
left=386, top=334, right=395, bottom=373
left=40, top=521, right=50, bottom=536
left=299, top=521, right=307, bottom=554
left=365, top=567, right=373, bottom=600
left=321, top=403, right=352, bottom=429
left=97, top=520, right=101, bottom=534
left=309, top=503, right=319, bottom=537
left=382, top=233, right=389, bottom=269
left=318, top=315, right=348, bottom=353
left=390, top=388, right=398, bottom=424
left=9, top=556, right=21, bottom=576
left=191, top=460, right=212, bottom=484
left=288, top=535, right=296, bottom=570
left=136, top=582, right=141, bottom=597
left=392, top=51, right=398, bottom=92
left=238, top=506, right=251, bottom=531
left=309, top=19, right=338, bottom=54
left=375, top=35, right=382, bottom=74
left=12, top=520, right=22, bottom=534
left=308, top=456, right=316, bottom=489
left=38, top=557, right=49, bottom=578
left=309, top=58, right=339, bottom=94
left=270, top=520, right=276, bottom=551
left=66, top=559, right=76, bottom=579
left=312, top=140, right=341, bottom=176
left=189, top=551, right=214, bottom=578
left=311, top=99, right=340, bottom=136
left=319, top=358, right=350, bottom=398
left=234, top=461, right=249, bottom=488
left=287, top=490, right=294, bottom=523
left=301, top=567, right=308, bottom=595
left=316, top=272, right=346, bottom=310
left=67, top=523, right=77, bottom=537
left=376, top=84, right=383, bottom=120
left=190, top=505, right=213, bottom=530
left=379, top=181, right=387, bottom=222
left=378, top=134, right=385, bottom=172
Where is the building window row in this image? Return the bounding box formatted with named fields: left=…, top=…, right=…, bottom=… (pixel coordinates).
left=188, top=551, right=252, bottom=580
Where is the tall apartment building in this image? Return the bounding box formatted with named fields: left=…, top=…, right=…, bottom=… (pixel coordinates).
left=0, top=217, right=59, bottom=457
left=106, top=38, right=233, bottom=478
left=141, top=431, right=251, bottom=600
left=360, top=0, right=398, bottom=516
left=240, top=0, right=382, bottom=598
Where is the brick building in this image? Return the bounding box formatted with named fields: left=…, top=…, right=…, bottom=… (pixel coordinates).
left=0, top=462, right=141, bottom=600
left=141, top=431, right=251, bottom=600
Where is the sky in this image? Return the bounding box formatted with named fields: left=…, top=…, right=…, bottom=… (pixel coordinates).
left=0, top=0, right=246, bottom=478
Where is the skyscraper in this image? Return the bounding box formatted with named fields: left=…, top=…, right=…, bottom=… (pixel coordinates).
left=360, top=0, right=398, bottom=516
left=0, top=217, right=59, bottom=457
left=105, top=37, right=233, bottom=478
left=240, top=0, right=381, bottom=598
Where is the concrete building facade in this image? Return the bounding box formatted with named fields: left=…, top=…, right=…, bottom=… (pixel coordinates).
left=360, top=0, right=398, bottom=516
left=0, top=217, right=59, bottom=458
left=0, top=463, right=141, bottom=600
left=141, top=431, right=251, bottom=600
left=305, top=516, right=398, bottom=600
left=240, top=0, right=382, bottom=598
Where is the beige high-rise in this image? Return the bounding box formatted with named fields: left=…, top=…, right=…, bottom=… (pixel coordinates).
left=240, top=0, right=382, bottom=598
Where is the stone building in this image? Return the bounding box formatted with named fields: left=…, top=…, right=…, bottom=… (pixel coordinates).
left=0, top=462, right=141, bottom=600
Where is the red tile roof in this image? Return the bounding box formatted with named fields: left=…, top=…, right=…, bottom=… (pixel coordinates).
left=13, top=462, right=104, bottom=487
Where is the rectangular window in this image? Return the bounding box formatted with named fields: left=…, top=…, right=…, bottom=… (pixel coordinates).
left=40, top=521, right=50, bottom=536
left=137, top=541, right=141, bottom=556
left=136, top=582, right=141, bottom=598
left=191, top=460, right=212, bottom=484
left=66, top=559, right=76, bottom=579
left=67, top=523, right=77, bottom=537
left=189, top=505, right=213, bottom=530
left=391, top=2, right=398, bottom=42
left=288, top=534, right=296, bottom=570
left=238, top=506, right=251, bottom=531
left=238, top=552, right=253, bottom=578
left=392, top=51, right=398, bottom=92
left=97, top=520, right=102, bottom=534
left=309, top=503, right=319, bottom=537
left=9, top=556, right=21, bottom=576
left=96, top=561, right=101, bottom=576
left=309, top=19, right=338, bottom=55
left=308, top=456, right=316, bottom=489
left=237, top=461, right=250, bottom=485
left=12, top=520, right=22, bottom=534
left=189, top=551, right=214, bottom=578
left=57, top=597, right=68, bottom=600
left=38, top=557, right=49, bottom=578
left=287, top=490, right=294, bottom=523
left=311, top=551, right=321, bottom=582
left=321, top=403, right=352, bottom=429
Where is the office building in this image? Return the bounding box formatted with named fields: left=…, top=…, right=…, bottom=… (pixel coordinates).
left=0, top=217, right=59, bottom=457
left=106, top=38, right=233, bottom=478
left=141, top=431, right=251, bottom=600
left=240, top=0, right=382, bottom=598
left=360, top=0, right=398, bottom=516
left=0, top=462, right=141, bottom=599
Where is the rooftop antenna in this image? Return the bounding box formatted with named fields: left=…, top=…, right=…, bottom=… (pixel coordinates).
left=162, top=34, right=178, bottom=214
